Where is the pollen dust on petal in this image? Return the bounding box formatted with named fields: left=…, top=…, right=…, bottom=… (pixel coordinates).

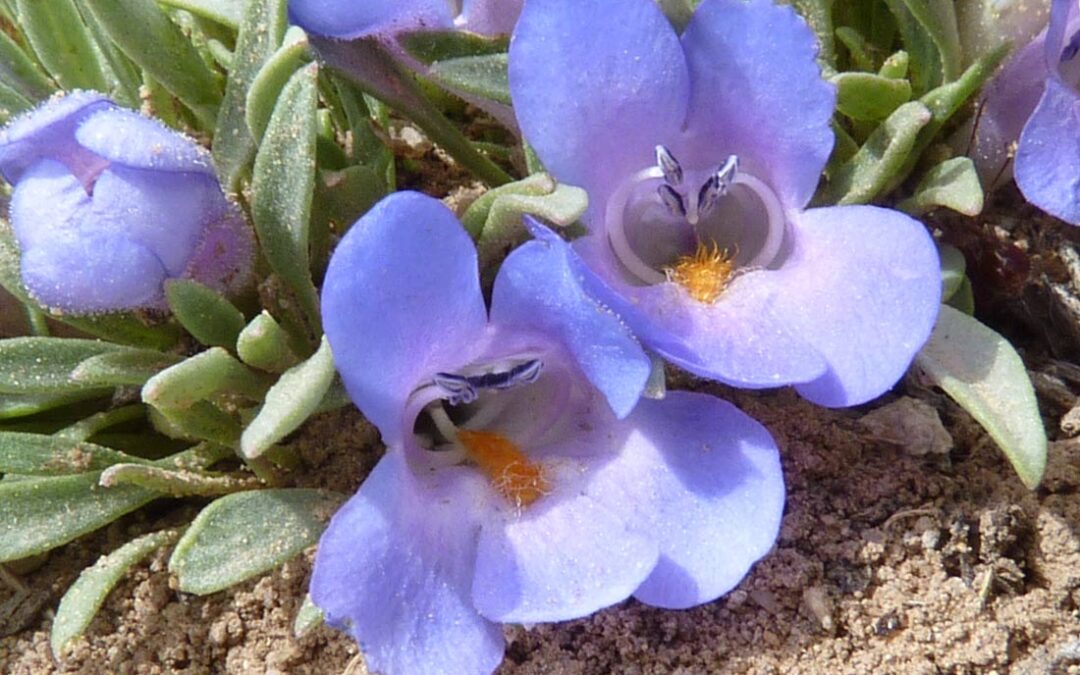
left=665, top=241, right=735, bottom=304
left=457, top=429, right=550, bottom=509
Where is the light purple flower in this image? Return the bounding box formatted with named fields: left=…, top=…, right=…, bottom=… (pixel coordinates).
left=288, top=0, right=521, bottom=41
left=1010, top=0, right=1080, bottom=224
left=509, top=0, right=941, bottom=408
left=0, top=91, right=253, bottom=313
left=313, top=191, right=784, bottom=675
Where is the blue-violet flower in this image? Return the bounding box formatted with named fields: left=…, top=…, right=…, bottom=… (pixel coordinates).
left=1008, top=0, right=1080, bottom=224
left=289, top=0, right=521, bottom=40
left=0, top=91, right=253, bottom=313
left=509, top=0, right=942, bottom=407
left=313, top=191, right=785, bottom=675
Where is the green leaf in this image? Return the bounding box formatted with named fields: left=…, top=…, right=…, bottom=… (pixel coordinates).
left=212, top=0, right=288, bottom=192
left=0, top=338, right=129, bottom=394
left=461, top=173, right=589, bottom=270
left=169, top=488, right=343, bottom=594
left=156, top=0, right=243, bottom=29
left=897, top=156, right=984, bottom=216
left=938, top=242, right=967, bottom=302
left=293, top=594, right=324, bottom=638
left=914, top=306, right=1047, bottom=489
left=143, top=348, right=269, bottom=410
left=0, top=431, right=150, bottom=475
left=240, top=336, right=335, bottom=459
left=251, top=63, right=321, bottom=334
left=80, top=0, right=223, bottom=125
left=821, top=101, right=931, bottom=205
left=71, top=349, right=182, bottom=387
left=244, top=26, right=310, bottom=142
left=54, top=313, right=183, bottom=351
left=0, top=472, right=156, bottom=562
left=99, top=463, right=260, bottom=497
left=428, top=53, right=509, bottom=105
left=148, top=401, right=241, bottom=445
left=16, top=0, right=108, bottom=91
left=0, top=28, right=55, bottom=101
left=879, top=50, right=910, bottom=79
left=51, top=528, right=180, bottom=657
left=887, top=0, right=961, bottom=86
left=165, top=279, right=247, bottom=349
left=398, top=30, right=508, bottom=64
left=0, top=80, right=32, bottom=122
left=0, top=391, right=107, bottom=420
left=236, top=311, right=300, bottom=373
left=783, top=0, right=836, bottom=68
left=831, top=71, right=911, bottom=121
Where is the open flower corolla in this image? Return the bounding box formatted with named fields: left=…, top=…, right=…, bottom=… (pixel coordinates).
left=0, top=91, right=253, bottom=313
left=509, top=0, right=941, bottom=407
left=312, top=191, right=785, bottom=675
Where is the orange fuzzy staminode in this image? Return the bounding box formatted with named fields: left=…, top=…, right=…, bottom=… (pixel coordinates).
left=457, top=429, right=549, bottom=508
left=666, top=241, right=735, bottom=304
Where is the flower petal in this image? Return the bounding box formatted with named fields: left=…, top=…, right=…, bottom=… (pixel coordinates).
left=776, top=205, right=941, bottom=406
left=0, top=91, right=112, bottom=185
left=573, top=235, right=828, bottom=390
left=321, top=192, right=488, bottom=445
left=491, top=223, right=651, bottom=419
left=311, top=452, right=504, bottom=675
left=9, top=159, right=89, bottom=252
left=1016, top=77, right=1080, bottom=225
left=458, top=0, right=522, bottom=35
left=90, top=165, right=226, bottom=275
left=508, top=0, right=689, bottom=215
left=623, top=391, right=783, bottom=608
left=472, top=412, right=659, bottom=623
left=679, top=0, right=835, bottom=211
left=75, top=107, right=214, bottom=175
left=288, top=0, right=453, bottom=40
left=21, top=230, right=166, bottom=312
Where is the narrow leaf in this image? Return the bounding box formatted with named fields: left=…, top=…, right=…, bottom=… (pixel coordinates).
left=51, top=528, right=180, bottom=657
left=169, top=488, right=343, bottom=594
left=142, top=348, right=269, bottom=410
left=251, top=63, right=321, bottom=332
left=244, top=26, right=310, bottom=142
left=293, top=594, right=324, bottom=638
left=165, top=279, right=246, bottom=349
left=831, top=71, right=911, bottom=121
left=0, top=431, right=150, bottom=475
left=99, top=463, right=260, bottom=497
left=241, top=336, right=334, bottom=458
left=0, top=28, right=55, bottom=101
left=80, top=0, right=222, bottom=124
left=156, top=0, right=243, bottom=29
left=236, top=311, right=300, bottom=373
left=16, top=0, right=107, bottom=91
left=938, top=243, right=967, bottom=303
left=821, top=101, right=931, bottom=205
left=428, top=53, right=509, bottom=105
left=0, top=472, right=156, bottom=562
left=0, top=391, right=107, bottom=420
left=897, top=156, right=983, bottom=216
left=0, top=337, right=129, bottom=394
left=914, top=306, right=1047, bottom=488
left=212, top=0, right=288, bottom=191
left=71, top=349, right=181, bottom=387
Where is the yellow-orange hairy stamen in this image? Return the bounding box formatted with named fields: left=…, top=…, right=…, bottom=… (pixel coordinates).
left=665, top=241, right=735, bottom=304
left=456, top=429, right=550, bottom=508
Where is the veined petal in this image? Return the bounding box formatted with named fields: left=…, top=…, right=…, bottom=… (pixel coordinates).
left=288, top=0, right=454, bottom=40
left=0, top=91, right=112, bottom=185
left=1015, top=77, right=1080, bottom=224
left=777, top=206, right=941, bottom=406
left=508, top=0, right=689, bottom=218
left=472, top=410, right=659, bottom=623
left=625, top=392, right=783, bottom=609
left=679, top=0, right=835, bottom=211
left=321, top=192, right=488, bottom=445
left=311, top=452, right=504, bottom=675
left=491, top=222, right=650, bottom=419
